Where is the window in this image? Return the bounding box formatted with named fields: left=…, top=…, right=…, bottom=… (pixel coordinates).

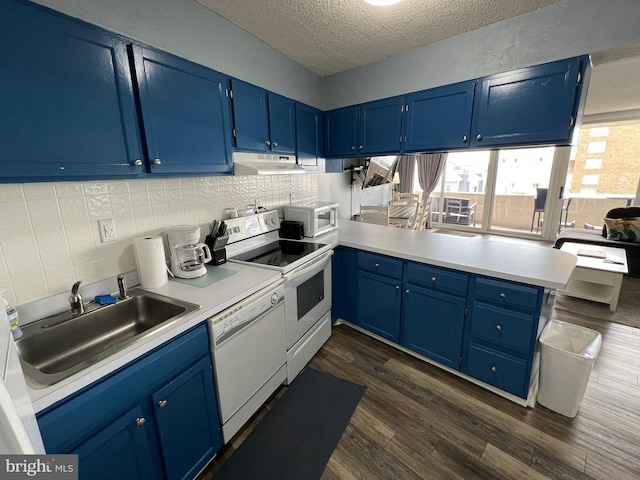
left=590, top=127, right=609, bottom=137
left=587, top=141, right=607, bottom=154
left=582, top=174, right=599, bottom=185
left=584, top=158, right=602, bottom=169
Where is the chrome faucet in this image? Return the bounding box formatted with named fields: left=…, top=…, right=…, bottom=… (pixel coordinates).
left=69, top=281, right=84, bottom=315
left=117, top=273, right=129, bottom=300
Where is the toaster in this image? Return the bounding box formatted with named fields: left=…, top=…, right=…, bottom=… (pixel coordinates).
left=279, top=220, right=305, bottom=240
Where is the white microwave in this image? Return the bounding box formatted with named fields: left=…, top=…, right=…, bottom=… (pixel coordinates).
left=283, top=202, right=338, bottom=237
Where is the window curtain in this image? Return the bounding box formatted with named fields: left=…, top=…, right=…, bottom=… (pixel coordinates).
left=416, top=153, right=447, bottom=228
left=396, top=155, right=415, bottom=193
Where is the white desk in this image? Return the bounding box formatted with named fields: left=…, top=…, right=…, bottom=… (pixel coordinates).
left=559, top=242, right=628, bottom=311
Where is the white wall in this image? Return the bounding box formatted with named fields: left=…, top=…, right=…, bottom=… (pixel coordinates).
left=33, top=0, right=324, bottom=108
left=318, top=172, right=392, bottom=221
left=323, top=0, right=640, bottom=110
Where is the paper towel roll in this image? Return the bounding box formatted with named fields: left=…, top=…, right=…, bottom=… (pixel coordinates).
left=134, top=236, right=168, bottom=288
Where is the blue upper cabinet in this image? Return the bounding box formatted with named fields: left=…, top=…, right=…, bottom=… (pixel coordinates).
left=359, top=97, right=404, bottom=155
left=296, top=103, right=324, bottom=168
left=230, top=80, right=295, bottom=154
left=404, top=82, right=476, bottom=152
left=325, top=99, right=403, bottom=157
left=325, top=106, right=359, bottom=157
left=231, top=80, right=270, bottom=152
left=0, top=1, right=143, bottom=182
left=130, top=45, right=234, bottom=175
left=268, top=93, right=296, bottom=153
left=471, top=56, right=589, bottom=147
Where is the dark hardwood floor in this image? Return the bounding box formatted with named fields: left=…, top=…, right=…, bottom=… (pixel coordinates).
left=200, top=314, right=640, bottom=480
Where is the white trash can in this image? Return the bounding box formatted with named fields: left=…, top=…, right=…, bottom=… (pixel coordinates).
left=537, top=319, right=602, bottom=418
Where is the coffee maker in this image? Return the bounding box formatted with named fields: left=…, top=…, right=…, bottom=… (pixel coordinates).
left=166, top=225, right=212, bottom=279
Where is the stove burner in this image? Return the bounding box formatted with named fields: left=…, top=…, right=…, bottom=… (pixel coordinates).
left=232, top=240, right=327, bottom=268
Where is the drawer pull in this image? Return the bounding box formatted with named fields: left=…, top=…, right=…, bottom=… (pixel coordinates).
left=405, top=289, right=410, bottom=294
left=158, top=400, right=168, bottom=408
left=374, top=263, right=380, bottom=268
left=395, top=285, right=400, bottom=290
left=499, top=292, right=506, bottom=299
left=431, top=276, right=437, bottom=282
left=135, top=417, right=146, bottom=427
left=495, top=325, right=502, bottom=331
left=490, top=366, right=497, bottom=373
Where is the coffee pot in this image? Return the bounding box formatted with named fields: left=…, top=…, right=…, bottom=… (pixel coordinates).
left=166, top=225, right=212, bottom=279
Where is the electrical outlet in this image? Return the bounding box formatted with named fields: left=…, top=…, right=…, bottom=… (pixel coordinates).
left=98, top=218, right=117, bottom=243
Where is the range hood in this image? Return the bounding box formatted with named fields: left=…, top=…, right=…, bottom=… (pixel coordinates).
left=233, top=152, right=306, bottom=175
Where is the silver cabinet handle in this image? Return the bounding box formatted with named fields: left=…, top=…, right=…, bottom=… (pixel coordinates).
left=351, top=145, right=356, bottom=151
left=272, top=141, right=278, bottom=147
left=462, top=135, right=468, bottom=143
left=358, top=145, right=363, bottom=150
left=499, top=292, right=506, bottom=299
left=405, top=289, right=410, bottom=294
left=395, top=285, right=400, bottom=290
left=135, top=417, right=146, bottom=427
left=158, top=400, right=168, bottom=408
left=431, top=276, right=437, bottom=282
left=265, top=140, right=271, bottom=146
left=496, top=325, right=502, bottom=331
left=374, top=263, right=380, bottom=268
left=476, top=134, right=483, bottom=141
left=153, top=158, right=161, bottom=165
left=132, top=159, right=143, bottom=166
left=490, top=366, right=497, bottom=373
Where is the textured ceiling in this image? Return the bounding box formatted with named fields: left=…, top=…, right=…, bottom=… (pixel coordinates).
left=196, top=0, right=559, bottom=77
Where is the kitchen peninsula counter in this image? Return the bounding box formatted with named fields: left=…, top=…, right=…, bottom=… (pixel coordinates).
left=322, top=220, right=576, bottom=290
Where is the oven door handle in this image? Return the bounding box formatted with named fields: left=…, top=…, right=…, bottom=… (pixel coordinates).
left=283, top=250, right=333, bottom=283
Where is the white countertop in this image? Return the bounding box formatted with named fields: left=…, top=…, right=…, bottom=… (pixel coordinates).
left=28, top=221, right=575, bottom=412
left=28, top=263, right=280, bottom=413
left=319, top=220, right=576, bottom=290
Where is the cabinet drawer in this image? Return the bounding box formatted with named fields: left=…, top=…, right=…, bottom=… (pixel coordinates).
left=470, top=302, right=534, bottom=354
left=358, top=251, right=403, bottom=279
left=466, top=343, right=528, bottom=397
left=406, top=262, right=468, bottom=296
left=474, top=278, right=540, bottom=311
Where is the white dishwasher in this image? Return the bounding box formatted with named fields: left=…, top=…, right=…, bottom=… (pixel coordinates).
left=209, top=280, right=287, bottom=443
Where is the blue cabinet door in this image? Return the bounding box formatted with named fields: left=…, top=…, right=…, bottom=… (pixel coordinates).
left=268, top=93, right=296, bottom=153
left=401, top=285, right=465, bottom=369
left=0, top=1, right=143, bottom=181
left=296, top=103, right=324, bottom=167
left=74, top=405, right=158, bottom=480
left=325, top=106, right=359, bottom=157
left=357, top=271, right=402, bottom=342
left=471, top=56, right=587, bottom=147
left=332, top=247, right=358, bottom=324
left=359, top=97, right=403, bottom=154
left=231, top=79, right=270, bottom=152
left=153, top=356, right=222, bottom=480
left=130, top=45, right=234, bottom=175
left=404, top=82, right=475, bottom=152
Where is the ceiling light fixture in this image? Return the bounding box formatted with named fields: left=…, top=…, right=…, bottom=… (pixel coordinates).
left=364, top=0, right=403, bottom=6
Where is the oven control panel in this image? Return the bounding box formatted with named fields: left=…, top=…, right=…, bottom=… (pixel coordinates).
left=224, top=210, right=280, bottom=244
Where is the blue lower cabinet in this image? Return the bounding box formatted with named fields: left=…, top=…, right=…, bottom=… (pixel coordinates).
left=332, top=247, right=358, bottom=324
left=75, top=405, right=159, bottom=480
left=37, top=325, right=222, bottom=480
left=464, top=342, right=528, bottom=397
left=357, top=270, right=402, bottom=342
left=153, top=356, right=223, bottom=480
left=401, top=286, right=465, bottom=369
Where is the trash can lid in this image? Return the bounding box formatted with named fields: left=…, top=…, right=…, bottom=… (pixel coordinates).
left=539, top=320, right=602, bottom=359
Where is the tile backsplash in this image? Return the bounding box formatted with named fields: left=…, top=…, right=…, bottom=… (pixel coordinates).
left=0, top=174, right=318, bottom=305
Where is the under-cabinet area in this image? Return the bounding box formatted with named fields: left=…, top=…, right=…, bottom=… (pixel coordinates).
left=333, top=245, right=552, bottom=404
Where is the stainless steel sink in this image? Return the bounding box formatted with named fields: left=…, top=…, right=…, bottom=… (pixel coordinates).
left=16, top=288, right=199, bottom=387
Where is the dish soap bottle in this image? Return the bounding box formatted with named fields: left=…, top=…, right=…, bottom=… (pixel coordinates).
left=2, top=290, right=23, bottom=340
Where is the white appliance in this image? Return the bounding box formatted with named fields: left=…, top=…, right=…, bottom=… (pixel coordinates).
left=225, top=211, right=333, bottom=383
left=284, top=202, right=339, bottom=237
left=166, top=225, right=212, bottom=279
left=209, top=281, right=286, bottom=443
left=0, top=292, right=45, bottom=454
left=233, top=152, right=306, bottom=175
